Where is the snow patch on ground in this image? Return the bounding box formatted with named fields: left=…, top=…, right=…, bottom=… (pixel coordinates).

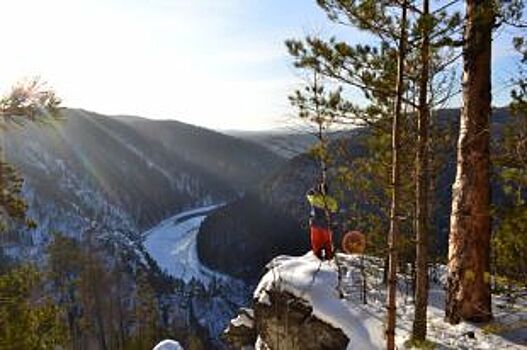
left=231, top=312, right=254, bottom=329
left=255, top=253, right=527, bottom=350
left=152, top=339, right=184, bottom=350
left=254, top=336, right=268, bottom=350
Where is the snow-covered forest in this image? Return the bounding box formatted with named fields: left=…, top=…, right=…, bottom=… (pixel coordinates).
left=1, top=1, right=526, bottom=350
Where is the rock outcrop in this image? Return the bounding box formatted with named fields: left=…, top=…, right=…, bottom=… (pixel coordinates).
left=224, top=253, right=386, bottom=350
left=222, top=308, right=257, bottom=349
left=253, top=289, right=349, bottom=350
left=224, top=253, right=359, bottom=350
left=224, top=291, right=348, bottom=350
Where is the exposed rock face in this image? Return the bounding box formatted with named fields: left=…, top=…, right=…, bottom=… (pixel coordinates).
left=253, top=290, right=349, bottom=350
left=222, top=308, right=257, bottom=349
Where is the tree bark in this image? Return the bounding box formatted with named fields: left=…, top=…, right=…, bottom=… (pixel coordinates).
left=386, top=2, right=408, bottom=349
left=412, top=0, right=431, bottom=341
left=446, top=0, right=493, bottom=324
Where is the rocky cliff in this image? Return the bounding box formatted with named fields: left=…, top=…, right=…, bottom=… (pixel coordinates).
left=224, top=253, right=385, bottom=350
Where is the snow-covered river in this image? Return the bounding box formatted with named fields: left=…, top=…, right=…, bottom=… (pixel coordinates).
left=143, top=204, right=252, bottom=341
left=142, top=204, right=226, bottom=285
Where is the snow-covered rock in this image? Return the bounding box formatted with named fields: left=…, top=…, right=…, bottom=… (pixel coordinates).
left=244, top=252, right=527, bottom=350
left=152, top=339, right=184, bottom=350
left=254, top=288, right=349, bottom=349
left=223, top=308, right=257, bottom=349
left=253, top=253, right=385, bottom=350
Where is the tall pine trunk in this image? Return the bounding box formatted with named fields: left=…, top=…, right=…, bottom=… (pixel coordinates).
left=412, top=0, right=431, bottom=341
left=386, top=2, right=408, bottom=349
left=446, top=0, right=493, bottom=324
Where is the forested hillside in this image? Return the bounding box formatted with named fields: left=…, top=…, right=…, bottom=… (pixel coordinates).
left=1, top=0, right=526, bottom=349
left=3, top=108, right=283, bottom=245
left=198, top=108, right=513, bottom=281
left=0, top=106, right=283, bottom=349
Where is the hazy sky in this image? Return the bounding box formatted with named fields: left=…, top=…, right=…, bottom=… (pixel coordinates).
left=0, top=0, right=522, bottom=130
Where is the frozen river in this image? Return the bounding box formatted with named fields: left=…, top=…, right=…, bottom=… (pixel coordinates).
left=143, top=204, right=226, bottom=284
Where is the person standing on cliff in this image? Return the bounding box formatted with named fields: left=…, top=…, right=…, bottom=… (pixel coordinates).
left=306, top=183, right=338, bottom=260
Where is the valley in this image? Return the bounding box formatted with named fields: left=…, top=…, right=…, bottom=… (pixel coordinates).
left=0, top=108, right=284, bottom=349
left=2, top=1, right=526, bottom=349
left=1, top=106, right=524, bottom=349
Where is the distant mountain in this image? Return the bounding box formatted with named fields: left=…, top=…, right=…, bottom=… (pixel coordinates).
left=198, top=108, right=512, bottom=281
left=226, top=129, right=318, bottom=158
left=198, top=128, right=367, bottom=281
left=1, top=108, right=286, bottom=347
left=225, top=129, right=350, bottom=159
left=3, top=108, right=285, bottom=248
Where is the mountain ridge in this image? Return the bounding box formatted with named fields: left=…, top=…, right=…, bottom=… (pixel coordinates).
left=3, top=108, right=284, bottom=249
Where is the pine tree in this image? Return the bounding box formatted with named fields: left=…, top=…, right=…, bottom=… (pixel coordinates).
left=130, top=272, right=162, bottom=350
left=0, top=79, right=65, bottom=349
left=0, top=78, right=61, bottom=232
left=412, top=0, right=431, bottom=341
left=46, top=232, right=87, bottom=348
left=493, top=34, right=527, bottom=286
left=446, top=0, right=495, bottom=324
left=77, top=230, right=112, bottom=350
left=385, top=4, right=409, bottom=348
left=287, top=1, right=463, bottom=345
left=444, top=0, right=527, bottom=325
left=0, top=265, right=67, bottom=349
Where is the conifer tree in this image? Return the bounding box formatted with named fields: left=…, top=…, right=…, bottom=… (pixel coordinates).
left=386, top=3, right=408, bottom=347
left=287, top=1, right=463, bottom=345
left=132, top=272, right=161, bottom=350
left=0, top=78, right=61, bottom=232
left=0, top=265, right=67, bottom=349
left=77, top=230, right=112, bottom=350
left=46, top=232, right=87, bottom=348
left=493, top=33, right=527, bottom=285
left=0, top=79, right=65, bottom=349
left=446, top=0, right=525, bottom=324
left=413, top=0, right=431, bottom=341
left=446, top=0, right=495, bottom=324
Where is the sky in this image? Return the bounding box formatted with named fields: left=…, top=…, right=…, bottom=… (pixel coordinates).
left=0, top=0, right=523, bottom=130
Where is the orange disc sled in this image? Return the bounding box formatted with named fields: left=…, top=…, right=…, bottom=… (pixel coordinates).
left=342, top=230, right=366, bottom=254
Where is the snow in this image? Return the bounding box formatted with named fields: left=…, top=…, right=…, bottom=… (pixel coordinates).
left=152, top=339, right=184, bottom=350
left=255, top=336, right=269, bottom=350
left=231, top=312, right=254, bottom=328
left=143, top=204, right=221, bottom=236
left=143, top=204, right=228, bottom=285
left=255, top=252, right=385, bottom=349
left=144, top=204, right=253, bottom=343
left=255, top=253, right=527, bottom=350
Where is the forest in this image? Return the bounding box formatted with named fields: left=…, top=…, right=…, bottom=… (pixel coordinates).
left=280, top=0, right=526, bottom=348
left=1, top=0, right=527, bottom=349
